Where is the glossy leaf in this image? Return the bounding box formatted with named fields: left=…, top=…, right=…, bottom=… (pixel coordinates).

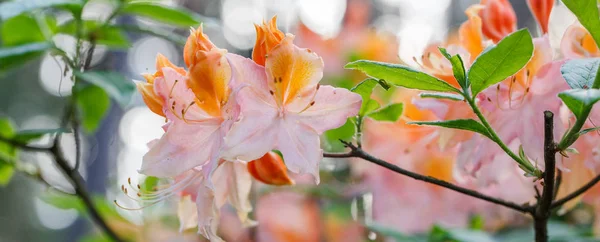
left=367, top=103, right=404, bottom=122
left=439, top=47, right=468, bottom=88
left=121, top=2, right=201, bottom=27
left=76, top=85, right=111, bottom=133
left=562, top=0, right=600, bottom=49
left=468, top=29, right=534, bottom=96
left=558, top=89, right=600, bottom=120
left=408, top=119, right=492, bottom=139
left=75, top=71, right=135, bottom=107
left=351, top=78, right=384, bottom=116
left=560, top=58, right=600, bottom=89
left=419, top=92, right=464, bottom=101
left=0, top=0, right=83, bottom=21
left=345, top=60, right=460, bottom=92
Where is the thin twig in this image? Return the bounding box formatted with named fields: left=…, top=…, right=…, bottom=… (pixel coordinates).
left=551, top=174, right=600, bottom=209
left=324, top=141, right=532, bottom=214
left=50, top=141, right=122, bottom=242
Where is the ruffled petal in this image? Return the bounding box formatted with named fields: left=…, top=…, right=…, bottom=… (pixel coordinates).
left=178, top=194, right=199, bottom=232
left=196, top=183, right=223, bottom=242
left=212, top=161, right=254, bottom=225
left=276, top=118, right=322, bottom=184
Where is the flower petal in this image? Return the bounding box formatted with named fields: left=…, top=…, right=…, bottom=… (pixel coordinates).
left=178, top=194, right=199, bottom=232
left=276, top=119, right=322, bottom=184
left=222, top=87, right=279, bottom=162
left=266, top=34, right=324, bottom=105
left=196, top=183, right=223, bottom=242
left=212, top=161, right=254, bottom=225
left=290, top=85, right=361, bottom=135
left=140, top=120, right=222, bottom=177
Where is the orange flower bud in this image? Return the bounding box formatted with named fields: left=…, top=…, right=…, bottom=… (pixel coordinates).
left=252, top=16, right=285, bottom=66
left=527, top=0, right=553, bottom=34
left=137, top=54, right=186, bottom=117
left=247, top=152, right=294, bottom=186
left=184, top=25, right=216, bottom=67
left=479, top=0, right=517, bottom=43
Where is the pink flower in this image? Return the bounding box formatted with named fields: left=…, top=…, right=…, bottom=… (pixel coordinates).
left=223, top=19, right=362, bottom=183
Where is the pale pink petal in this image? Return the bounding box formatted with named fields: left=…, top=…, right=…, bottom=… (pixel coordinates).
left=226, top=53, right=268, bottom=92
left=276, top=119, right=322, bottom=184
left=222, top=88, right=279, bottom=162
left=154, top=67, right=211, bottom=121
left=196, top=183, right=223, bottom=242
left=289, top=85, right=361, bottom=134
left=178, top=195, right=199, bottom=232
left=140, top=120, right=222, bottom=177
left=211, top=161, right=254, bottom=225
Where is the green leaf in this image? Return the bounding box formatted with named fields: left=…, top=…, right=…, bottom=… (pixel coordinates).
left=419, top=92, right=464, bottom=101
left=58, top=21, right=129, bottom=48
left=115, top=24, right=187, bottom=46
left=580, top=126, right=600, bottom=135
left=468, top=29, right=534, bottom=96
left=0, top=42, right=53, bottom=71
left=408, top=119, right=492, bottom=139
left=75, top=71, right=135, bottom=107
left=0, top=163, right=14, bottom=186
left=562, top=0, right=600, bottom=49
left=560, top=58, right=600, bottom=89
left=1, top=14, right=57, bottom=46
left=362, top=99, right=381, bottom=116
left=0, top=118, right=17, bottom=162
left=351, top=78, right=378, bottom=115
left=0, top=0, right=83, bottom=21
left=558, top=89, right=600, bottom=120
left=322, top=118, right=355, bottom=152
left=345, top=60, right=460, bottom=92
left=121, top=2, right=201, bottom=27
left=469, top=215, right=484, bottom=230
left=76, top=85, right=111, bottom=133
left=39, top=191, right=85, bottom=211
left=367, top=103, right=404, bottom=122
left=140, top=176, right=159, bottom=194
left=439, top=47, right=468, bottom=88
left=14, top=128, right=67, bottom=143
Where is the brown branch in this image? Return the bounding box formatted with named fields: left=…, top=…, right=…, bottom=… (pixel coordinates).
left=323, top=141, right=532, bottom=214
left=534, top=111, right=557, bottom=242
left=551, top=174, right=600, bottom=210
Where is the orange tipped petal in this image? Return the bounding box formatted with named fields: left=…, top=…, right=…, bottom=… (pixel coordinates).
left=136, top=82, right=164, bottom=117
left=252, top=16, right=285, bottom=66
left=187, top=48, right=231, bottom=117
left=155, top=53, right=186, bottom=77
left=527, top=0, right=554, bottom=34
left=459, top=5, right=485, bottom=60
left=479, top=0, right=517, bottom=43
left=247, top=152, right=294, bottom=186
left=184, top=24, right=217, bottom=67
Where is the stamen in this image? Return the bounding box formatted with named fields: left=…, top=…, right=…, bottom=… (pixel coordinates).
left=269, top=90, right=274, bottom=95
left=169, top=80, right=179, bottom=98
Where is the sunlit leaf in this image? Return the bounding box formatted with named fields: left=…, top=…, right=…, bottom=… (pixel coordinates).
left=345, top=60, right=460, bottom=92
left=562, top=0, right=600, bottom=49
left=408, top=119, right=492, bottom=139
left=468, top=29, right=534, bottom=96
left=0, top=42, right=53, bottom=71
left=367, top=103, right=403, bottom=122
left=121, top=2, right=201, bottom=27
left=75, top=71, right=135, bottom=107
left=439, top=47, right=468, bottom=88
left=0, top=163, right=14, bottom=186
left=560, top=58, right=600, bottom=89
left=1, top=14, right=57, bottom=46
left=76, top=85, right=110, bottom=133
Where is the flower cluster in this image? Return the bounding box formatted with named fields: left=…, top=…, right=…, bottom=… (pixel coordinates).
left=131, top=17, right=361, bottom=241
left=355, top=0, right=600, bottom=233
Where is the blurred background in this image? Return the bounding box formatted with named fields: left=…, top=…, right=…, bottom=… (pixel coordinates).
left=0, top=0, right=553, bottom=241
